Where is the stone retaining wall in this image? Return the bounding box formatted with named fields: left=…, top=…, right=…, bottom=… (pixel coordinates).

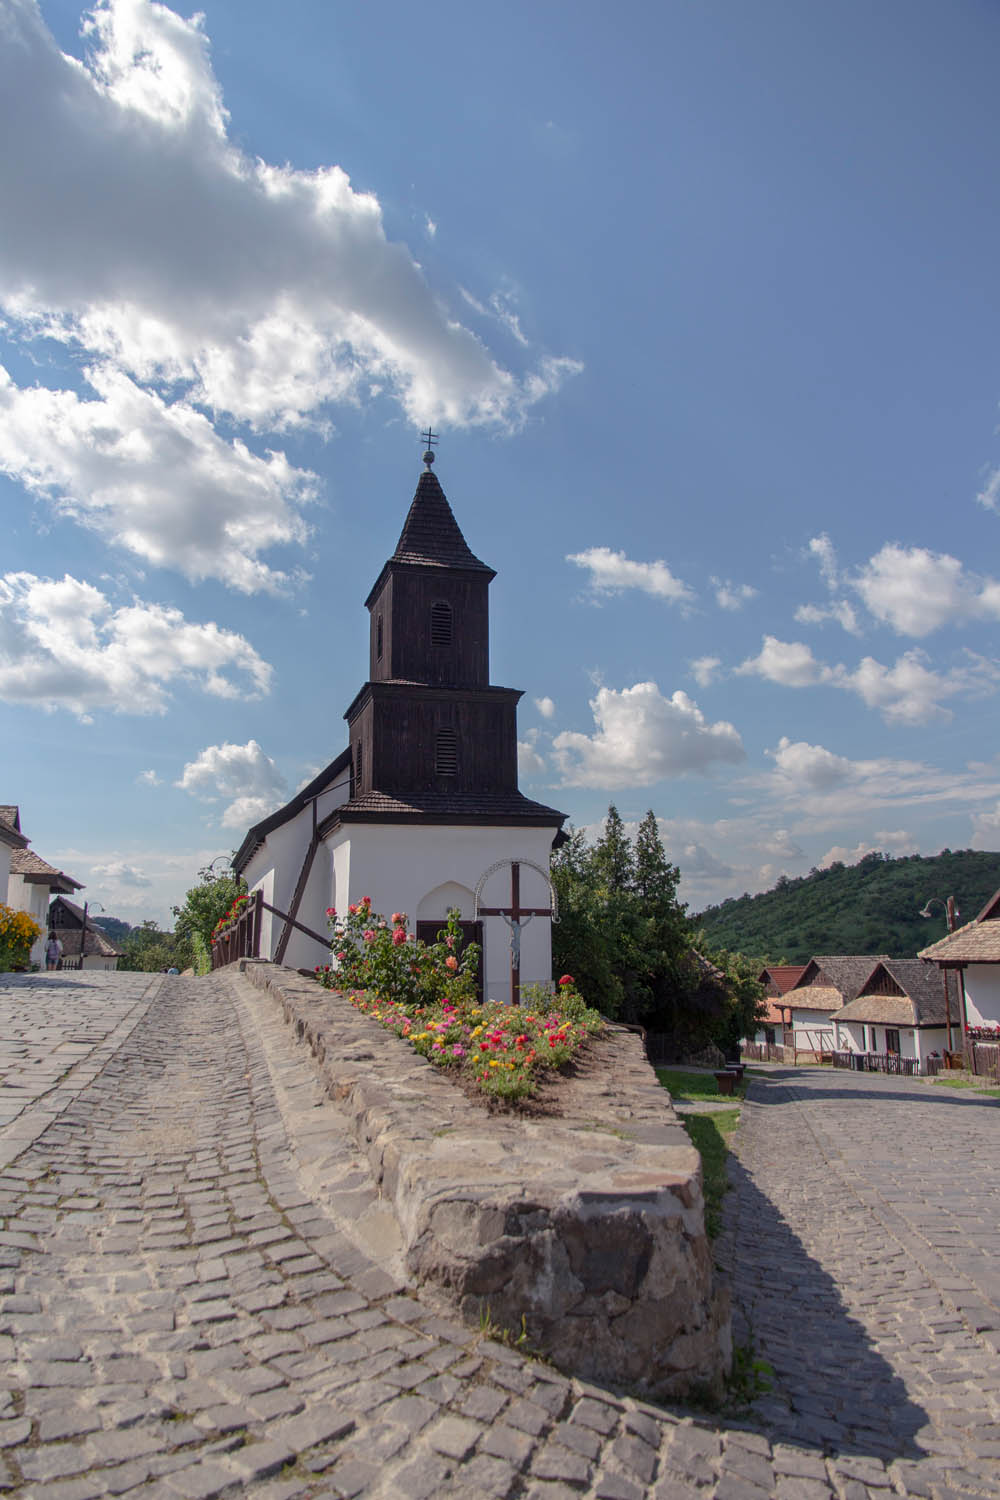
left=238, top=960, right=731, bottom=1400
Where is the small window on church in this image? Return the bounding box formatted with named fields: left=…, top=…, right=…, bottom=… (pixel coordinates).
left=376, top=614, right=383, bottom=661
left=431, top=600, right=452, bottom=647
left=435, top=729, right=458, bottom=776
left=352, top=740, right=363, bottom=795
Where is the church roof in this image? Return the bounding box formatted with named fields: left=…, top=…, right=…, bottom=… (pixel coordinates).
left=392, top=468, right=493, bottom=572
left=320, top=788, right=566, bottom=835
left=365, top=469, right=494, bottom=608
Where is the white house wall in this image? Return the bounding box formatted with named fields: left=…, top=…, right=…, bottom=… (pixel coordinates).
left=0, top=846, right=10, bottom=906
left=323, top=822, right=558, bottom=1005
left=963, top=966, right=1000, bottom=1028
left=7, top=873, right=49, bottom=965
left=788, top=1009, right=834, bottom=1051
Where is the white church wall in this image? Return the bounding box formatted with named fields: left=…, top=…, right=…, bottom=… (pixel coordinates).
left=324, top=821, right=559, bottom=1005
left=242, top=773, right=349, bottom=967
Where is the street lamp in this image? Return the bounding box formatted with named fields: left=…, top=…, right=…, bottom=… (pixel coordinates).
left=80, top=900, right=105, bottom=967
left=919, top=895, right=959, bottom=931
left=919, top=895, right=960, bottom=1055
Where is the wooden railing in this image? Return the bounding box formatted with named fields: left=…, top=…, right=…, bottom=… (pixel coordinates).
left=210, top=889, right=330, bottom=971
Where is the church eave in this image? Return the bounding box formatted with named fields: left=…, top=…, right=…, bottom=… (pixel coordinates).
left=363, top=556, right=496, bottom=611
left=232, top=747, right=351, bottom=874
left=343, top=680, right=523, bottom=724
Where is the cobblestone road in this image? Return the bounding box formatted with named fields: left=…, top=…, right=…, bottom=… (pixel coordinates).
left=1, top=972, right=998, bottom=1499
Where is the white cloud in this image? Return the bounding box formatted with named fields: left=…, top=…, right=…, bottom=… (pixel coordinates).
left=534, top=695, right=556, bottom=720
left=739, top=635, right=999, bottom=725
left=517, top=729, right=546, bottom=777
left=762, top=829, right=805, bottom=861
left=176, top=740, right=287, bottom=830
left=712, top=578, right=757, bottom=611
left=0, top=0, right=580, bottom=583
left=689, top=656, right=721, bottom=688
left=136, top=769, right=162, bottom=786
left=819, top=831, right=917, bottom=868
left=808, top=533, right=840, bottom=590
left=0, top=572, right=271, bottom=717
left=90, top=860, right=151, bottom=887
left=737, top=636, right=829, bottom=688
left=768, top=737, right=853, bottom=790
left=679, top=842, right=734, bottom=879
left=853, top=543, right=1000, bottom=637
left=0, top=364, right=316, bottom=593
left=978, top=467, right=1000, bottom=513
left=567, top=547, right=695, bottom=606
left=833, top=649, right=999, bottom=726
left=552, top=681, right=744, bottom=788
left=424, top=215, right=437, bottom=239
left=794, top=599, right=862, bottom=635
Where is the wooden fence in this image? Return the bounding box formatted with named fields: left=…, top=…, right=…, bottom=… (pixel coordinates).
left=971, top=1043, right=1000, bottom=1083
left=831, top=1050, right=919, bottom=1076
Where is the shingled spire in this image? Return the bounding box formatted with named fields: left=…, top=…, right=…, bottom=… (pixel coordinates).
left=389, top=468, right=495, bottom=574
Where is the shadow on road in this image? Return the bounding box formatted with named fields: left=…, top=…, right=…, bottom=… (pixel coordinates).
left=715, top=1150, right=929, bottom=1460
left=746, top=1067, right=999, bottom=1109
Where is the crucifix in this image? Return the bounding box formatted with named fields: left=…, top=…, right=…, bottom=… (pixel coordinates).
left=476, top=861, right=553, bottom=1005
left=421, top=426, right=438, bottom=465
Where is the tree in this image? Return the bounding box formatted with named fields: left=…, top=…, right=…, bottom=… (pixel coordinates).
left=119, top=920, right=194, bottom=974
left=172, top=863, right=247, bottom=950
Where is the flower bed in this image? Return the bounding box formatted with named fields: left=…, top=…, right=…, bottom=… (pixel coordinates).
left=0, top=904, right=42, bottom=972
left=314, top=902, right=603, bottom=1100
left=966, top=1024, right=1000, bottom=1042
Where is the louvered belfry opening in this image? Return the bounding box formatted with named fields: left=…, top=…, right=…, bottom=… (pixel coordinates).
left=430, top=600, right=453, bottom=647
left=435, top=728, right=458, bottom=776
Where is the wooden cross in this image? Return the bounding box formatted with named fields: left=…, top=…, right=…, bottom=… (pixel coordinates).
left=477, top=862, right=552, bottom=1005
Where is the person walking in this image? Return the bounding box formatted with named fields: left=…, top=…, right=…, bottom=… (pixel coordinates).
left=45, top=930, right=63, bottom=971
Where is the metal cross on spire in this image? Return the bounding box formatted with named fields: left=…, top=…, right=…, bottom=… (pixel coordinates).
left=421, top=426, right=438, bottom=466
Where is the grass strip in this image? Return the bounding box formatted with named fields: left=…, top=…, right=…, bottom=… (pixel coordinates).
left=655, top=1068, right=747, bottom=1103
left=680, top=1109, right=741, bottom=1238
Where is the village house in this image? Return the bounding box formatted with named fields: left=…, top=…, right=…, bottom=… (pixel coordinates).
left=753, top=964, right=808, bottom=1047
left=920, top=885, right=1000, bottom=1070
left=48, top=896, right=122, bottom=972
left=829, top=958, right=957, bottom=1073
left=1, top=807, right=82, bottom=966
left=233, top=448, right=567, bottom=1002
left=783, top=954, right=889, bottom=1059
left=0, top=805, right=29, bottom=907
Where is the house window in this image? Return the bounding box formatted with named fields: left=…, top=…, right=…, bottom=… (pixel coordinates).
left=435, top=728, right=458, bottom=776
left=376, top=614, right=383, bottom=661
left=431, top=600, right=453, bottom=647
left=885, top=1029, right=900, bottom=1055
left=351, top=740, right=363, bottom=796
left=867, top=1026, right=878, bottom=1052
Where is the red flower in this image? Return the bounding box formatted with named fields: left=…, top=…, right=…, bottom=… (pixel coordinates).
left=559, top=974, right=574, bottom=986
left=392, top=927, right=407, bottom=946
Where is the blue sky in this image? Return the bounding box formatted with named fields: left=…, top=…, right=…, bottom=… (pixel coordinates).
left=2, top=0, right=1000, bottom=927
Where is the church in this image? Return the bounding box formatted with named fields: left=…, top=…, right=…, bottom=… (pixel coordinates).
left=233, top=444, right=567, bottom=1004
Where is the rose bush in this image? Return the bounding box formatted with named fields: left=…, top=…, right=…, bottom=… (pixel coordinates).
left=314, top=904, right=603, bottom=1100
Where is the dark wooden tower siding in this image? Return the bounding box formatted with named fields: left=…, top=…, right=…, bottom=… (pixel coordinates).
left=327, top=457, right=565, bottom=836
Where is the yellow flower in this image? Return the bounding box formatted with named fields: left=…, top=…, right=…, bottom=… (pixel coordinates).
left=488, top=1059, right=500, bottom=1067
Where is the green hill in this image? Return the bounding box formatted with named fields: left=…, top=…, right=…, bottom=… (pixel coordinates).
left=695, top=849, right=1000, bottom=963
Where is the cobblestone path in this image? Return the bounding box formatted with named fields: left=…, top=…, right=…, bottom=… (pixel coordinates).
left=1, top=972, right=998, bottom=1499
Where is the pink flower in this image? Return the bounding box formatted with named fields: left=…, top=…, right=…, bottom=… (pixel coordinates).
left=445, top=955, right=458, bottom=971
left=559, top=974, right=574, bottom=987
left=363, top=929, right=376, bottom=943
left=445, top=936, right=455, bottom=948
left=336, top=951, right=345, bottom=960
left=451, top=1044, right=466, bottom=1058
left=392, top=927, right=407, bottom=946
left=349, top=904, right=358, bottom=915
left=326, top=907, right=337, bottom=917
left=361, top=896, right=372, bottom=907
left=391, top=912, right=405, bottom=926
